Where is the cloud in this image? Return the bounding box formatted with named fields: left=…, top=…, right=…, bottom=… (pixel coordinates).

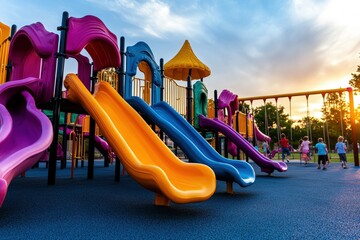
left=86, top=0, right=203, bottom=38
left=204, top=0, right=360, bottom=99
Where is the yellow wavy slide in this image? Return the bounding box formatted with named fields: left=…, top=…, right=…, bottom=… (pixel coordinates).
left=64, top=74, right=216, bottom=206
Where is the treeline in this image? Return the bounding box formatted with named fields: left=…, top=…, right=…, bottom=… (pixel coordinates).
left=242, top=92, right=360, bottom=151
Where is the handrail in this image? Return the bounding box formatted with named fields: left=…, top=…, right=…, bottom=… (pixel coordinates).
left=132, top=77, right=187, bottom=116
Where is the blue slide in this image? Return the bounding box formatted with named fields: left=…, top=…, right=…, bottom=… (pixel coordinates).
left=127, top=97, right=255, bottom=189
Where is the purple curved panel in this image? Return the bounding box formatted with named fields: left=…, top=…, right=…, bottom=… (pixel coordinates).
left=8, top=22, right=58, bottom=104
left=72, top=54, right=91, bottom=90
left=0, top=78, right=53, bottom=207
left=66, top=15, right=120, bottom=71
left=218, top=89, right=238, bottom=116
left=218, top=89, right=238, bottom=127
left=218, top=89, right=239, bottom=154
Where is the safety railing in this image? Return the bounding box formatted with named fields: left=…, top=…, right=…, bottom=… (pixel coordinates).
left=97, top=67, right=118, bottom=90
left=97, top=69, right=187, bottom=117
left=132, top=77, right=187, bottom=116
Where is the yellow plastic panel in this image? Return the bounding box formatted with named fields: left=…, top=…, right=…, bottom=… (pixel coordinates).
left=232, top=112, right=247, bottom=135
left=0, top=22, right=11, bottom=84
left=247, top=117, right=254, bottom=139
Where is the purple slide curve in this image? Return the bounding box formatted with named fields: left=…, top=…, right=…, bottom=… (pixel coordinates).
left=254, top=125, right=271, bottom=142
left=199, top=115, right=287, bottom=174
left=0, top=78, right=53, bottom=206
left=248, top=113, right=271, bottom=142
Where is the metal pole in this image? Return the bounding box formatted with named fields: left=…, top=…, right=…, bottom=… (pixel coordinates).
left=275, top=98, right=280, bottom=143
left=87, top=67, right=97, bottom=180
left=118, top=36, right=125, bottom=97
left=160, top=58, right=164, bottom=102
left=48, top=11, right=69, bottom=185
left=339, top=92, right=344, bottom=137
left=186, top=69, right=192, bottom=124
left=236, top=111, right=240, bottom=159
left=114, top=36, right=125, bottom=182
left=5, top=25, right=17, bottom=83
left=214, top=90, right=220, bottom=153
left=347, top=88, right=358, bottom=166
left=263, top=99, right=269, bottom=136
left=245, top=109, right=249, bottom=162
left=159, top=58, right=164, bottom=141
left=289, top=96, right=293, bottom=143
left=322, top=94, right=326, bottom=142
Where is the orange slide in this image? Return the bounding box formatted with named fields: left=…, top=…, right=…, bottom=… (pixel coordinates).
left=64, top=73, right=216, bottom=206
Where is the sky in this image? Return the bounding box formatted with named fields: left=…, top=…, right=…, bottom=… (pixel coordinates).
left=2, top=0, right=360, bottom=120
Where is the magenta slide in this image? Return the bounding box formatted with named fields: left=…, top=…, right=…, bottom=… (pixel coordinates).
left=254, top=123, right=271, bottom=142
left=0, top=78, right=53, bottom=207
left=199, top=115, right=287, bottom=174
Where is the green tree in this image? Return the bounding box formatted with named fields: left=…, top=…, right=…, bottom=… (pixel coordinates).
left=321, top=92, right=351, bottom=149
left=252, top=102, right=290, bottom=145
left=349, top=65, right=360, bottom=94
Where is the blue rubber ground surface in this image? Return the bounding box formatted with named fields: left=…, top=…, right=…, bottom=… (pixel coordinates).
left=0, top=160, right=359, bottom=240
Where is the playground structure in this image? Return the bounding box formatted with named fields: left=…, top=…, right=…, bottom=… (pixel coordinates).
left=126, top=46, right=285, bottom=176
left=2, top=10, right=293, bottom=207
left=124, top=39, right=256, bottom=193
left=1, top=10, right=358, bottom=209
left=0, top=13, right=220, bottom=207
left=238, top=89, right=359, bottom=167
left=191, top=86, right=287, bottom=174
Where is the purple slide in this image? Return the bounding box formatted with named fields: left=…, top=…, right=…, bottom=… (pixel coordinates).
left=199, top=115, right=287, bottom=174
left=254, top=124, right=271, bottom=142
left=249, top=114, right=271, bottom=142
left=0, top=78, right=53, bottom=206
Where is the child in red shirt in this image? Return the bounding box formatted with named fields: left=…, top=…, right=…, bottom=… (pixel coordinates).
left=279, top=133, right=290, bottom=162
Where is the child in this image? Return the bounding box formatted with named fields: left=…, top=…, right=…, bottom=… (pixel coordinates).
left=315, top=138, right=328, bottom=170
left=262, top=141, right=270, bottom=157
left=299, top=136, right=312, bottom=164
left=335, top=136, right=348, bottom=169
left=279, top=133, right=290, bottom=163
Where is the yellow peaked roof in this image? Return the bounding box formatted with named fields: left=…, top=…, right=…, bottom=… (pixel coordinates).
left=164, top=40, right=211, bottom=81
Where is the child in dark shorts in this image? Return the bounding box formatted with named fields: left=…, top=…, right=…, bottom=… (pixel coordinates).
left=315, top=138, right=328, bottom=170
left=335, top=136, right=348, bottom=169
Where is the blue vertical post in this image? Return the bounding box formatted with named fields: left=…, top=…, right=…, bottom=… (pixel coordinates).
left=48, top=11, right=69, bottom=185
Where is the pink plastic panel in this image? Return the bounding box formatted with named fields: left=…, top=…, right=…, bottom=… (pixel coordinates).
left=66, top=15, right=120, bottom=72
left=8, top=22, right=58, bottom=104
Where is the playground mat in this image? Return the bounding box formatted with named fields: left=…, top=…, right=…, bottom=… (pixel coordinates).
left=0, top=160, right=359, bottom=240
